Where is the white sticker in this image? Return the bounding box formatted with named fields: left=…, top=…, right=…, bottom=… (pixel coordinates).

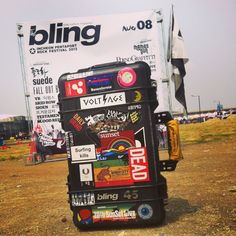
left=71, top=192, right=95, bottom=206
left=79, top=163, right=93, bottom=182
left=71, top=144, right=96, bottom=163
left=80, top=92, right=126, bottom=110
left=66, top=71, right=93, bottom=80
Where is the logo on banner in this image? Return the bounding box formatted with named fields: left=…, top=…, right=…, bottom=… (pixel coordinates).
left=29, top=23, right=101, bottom=46
left=128, top=147, right=149, bottom=182
left=134, top=43, right=149, bottom=54
left=117, top=67, right=136, bottom=88
left=80, top=92, right=126, bottom=110
left=65, top=79, right=86, bottom=97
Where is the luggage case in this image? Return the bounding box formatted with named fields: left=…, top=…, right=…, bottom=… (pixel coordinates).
left=58, top=61, right=168, bottom=229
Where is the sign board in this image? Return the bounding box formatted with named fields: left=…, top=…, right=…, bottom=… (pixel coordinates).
left=17, top=10, right=167, bottom=155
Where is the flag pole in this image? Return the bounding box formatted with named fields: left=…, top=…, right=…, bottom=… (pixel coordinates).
left=159, top=9, right=173, bottom=114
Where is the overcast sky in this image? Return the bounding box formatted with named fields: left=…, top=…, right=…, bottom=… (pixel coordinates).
left=0, top=0, right=235, bottom=116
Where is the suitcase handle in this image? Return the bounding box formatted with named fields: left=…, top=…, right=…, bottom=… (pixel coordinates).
left=90, top=61, right=127, bottom=70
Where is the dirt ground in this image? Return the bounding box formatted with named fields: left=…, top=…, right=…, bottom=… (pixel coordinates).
left=0, top=138, right=235, bottom=236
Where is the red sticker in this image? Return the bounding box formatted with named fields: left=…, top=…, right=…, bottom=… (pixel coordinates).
left=100, top=130, right=135, bottom=151
left=117, top=67, right=137, bottom=88
left=128, top=147, right=150, bottom=182
left=79, top=209, right=92, bottom=220
left=65, top=79, right=86, bottom=97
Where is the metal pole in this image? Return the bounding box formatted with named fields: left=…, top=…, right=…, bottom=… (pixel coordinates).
left=17, top=25, right=32, bottom=134
left=198, top=95, right=201, bottom=115
left=157, top=10, right=173, bottom=114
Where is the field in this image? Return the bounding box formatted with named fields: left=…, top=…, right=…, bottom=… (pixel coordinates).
left=0, top=115, right=236, bottom=235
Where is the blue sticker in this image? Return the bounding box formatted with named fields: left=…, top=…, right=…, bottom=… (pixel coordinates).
left=137, top=204, right=153, bottom=220
left=86, top=74, right=113, bottom=93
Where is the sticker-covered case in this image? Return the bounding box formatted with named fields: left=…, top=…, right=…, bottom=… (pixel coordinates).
left=58, top=61, right=167, bottom=229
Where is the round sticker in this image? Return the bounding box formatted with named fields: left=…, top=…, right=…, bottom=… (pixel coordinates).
left=117, top=67, right=137, bottom=88
left=137, top=204, right=153, bottom=220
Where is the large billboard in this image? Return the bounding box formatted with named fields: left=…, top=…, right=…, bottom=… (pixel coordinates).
left=17, top=10, right=167, bottom=155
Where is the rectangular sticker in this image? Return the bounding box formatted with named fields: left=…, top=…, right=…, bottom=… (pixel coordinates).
left=71, top=192, right=95, bottom=206
left=65, top=79, right=87, bottom=97
left=71, top=144, right=96, bottom=163
left=99, top=130, right=135, bottom=151
left=80, top=92, right=126, bottom=110
left=93, top=158, right=133, bottom=188
left=92, top=204, right=136, bottom=223
left=128, top=147, right=150, bottom=182
left=79, top=163, right=93, bottom=182
left=86, top=74, right=113, bottom=93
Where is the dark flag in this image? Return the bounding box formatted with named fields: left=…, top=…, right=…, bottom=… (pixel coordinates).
left=167, top=6, right=189, bottom=112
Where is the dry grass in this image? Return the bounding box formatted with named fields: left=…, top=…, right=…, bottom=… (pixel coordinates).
left=0, top=141, right=30, bottom=161
left=180, top=114, right=236, bottom=145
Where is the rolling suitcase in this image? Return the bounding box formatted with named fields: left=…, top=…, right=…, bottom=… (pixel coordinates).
left=58, top=61, right=168, bottom=229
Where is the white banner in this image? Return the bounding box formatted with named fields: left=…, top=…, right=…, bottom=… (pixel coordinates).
left=17, top=10, right=167, bottom=153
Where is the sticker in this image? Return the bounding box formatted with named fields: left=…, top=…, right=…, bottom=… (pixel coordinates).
left=123, top=189, right=139, bottom=200
left=71, top=144, right=96, bottom=163
left=80, top=92, right=126, bottom=110
left=96, top=192, right=119, bottom=201
left=137, top=204, right=153, bottom=220
left=92, top=204, right=136, bottom=223
left=117, top=67, right=137, bottom=88
left=69, top=114, right=85, bottom=132
left=85, top=113, right=105, bottom=126
left=105, top=109, right=129, bottom=122
left=66, top=71, right=93, bottom=80
left=130, top=111, right=141, bottom=123
left=128, top=104, right=142, bottom=110
left=71, top=192, right=95, bottom=206
left=65, top=79, right=87, bottom=97
left=128, top=147, right=150, bottom=182
left=96, top=148, right=128, bottom=161
left=94, top=158, right=133, bottom=187
left=85, top=110, right=129, bottom=134
left=133, top=90, right=142, bottom=102
left=86, top=74, right=113, bottom=93
left=65, top=132, right=74, bottom=159
left=77, top=208, right=92, bottom=224
left=135, top=127, right=146, bottom=147
left=79, top=163, right=93, bottom=182
left=100, top=130, right=135, bottom=151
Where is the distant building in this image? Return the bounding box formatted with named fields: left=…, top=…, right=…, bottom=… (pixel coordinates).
left=0, top=115, right=30, bottom=139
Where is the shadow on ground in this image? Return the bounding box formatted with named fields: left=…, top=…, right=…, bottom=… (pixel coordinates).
left=165, top=197, right=200, bottom=224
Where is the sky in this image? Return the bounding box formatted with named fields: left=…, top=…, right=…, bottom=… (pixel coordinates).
left=0, top=0, right=235, bottom=116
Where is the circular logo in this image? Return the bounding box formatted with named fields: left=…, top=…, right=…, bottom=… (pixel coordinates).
left=137, top=204, right=153, bottom=220
left=29, top=48, right=36, bottom=54
left=117, top=67, right=137, bottom=88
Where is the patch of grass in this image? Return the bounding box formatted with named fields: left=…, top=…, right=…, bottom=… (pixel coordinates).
left=180, top=115, right=236, bottom=145
left=0, top=157, right=6, bottom=161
